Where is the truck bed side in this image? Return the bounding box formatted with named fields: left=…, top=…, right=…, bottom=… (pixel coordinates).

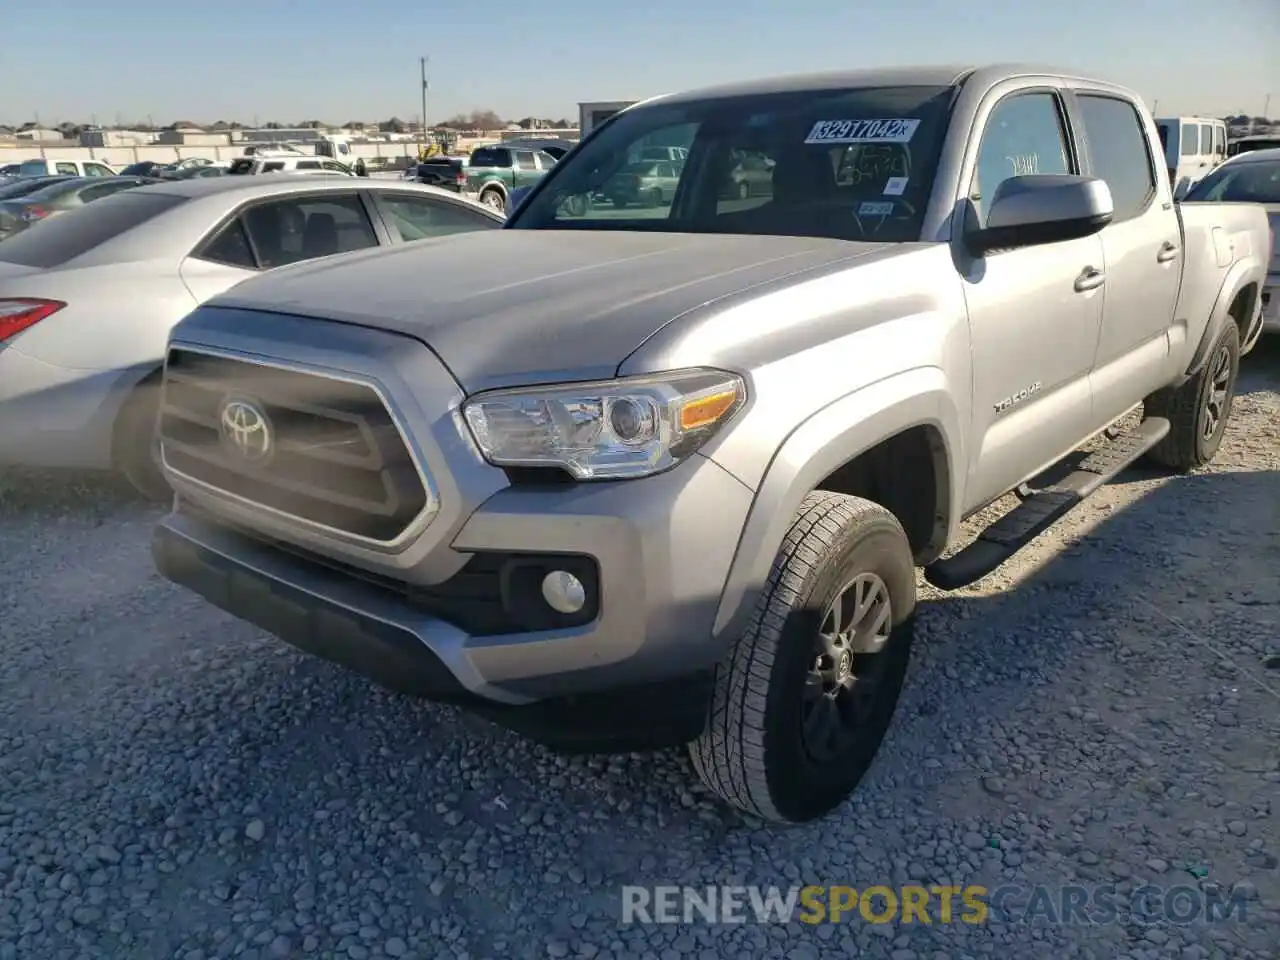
left=1171, top=201, right=1270, bottom=370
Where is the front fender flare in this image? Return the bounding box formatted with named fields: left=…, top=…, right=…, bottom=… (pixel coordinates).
left=710, top=366, right=963, bottom=643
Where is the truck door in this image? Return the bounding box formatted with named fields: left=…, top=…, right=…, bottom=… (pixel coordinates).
left=959, top=87, right=1105, bottom=511
left=513, top=150, right=539, bottom=187
left=1072, top=92, right=1183, bottom=423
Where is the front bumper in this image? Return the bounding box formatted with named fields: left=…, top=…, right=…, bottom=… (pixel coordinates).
left=154, top=313, right=756, bottom=744
left=154, top=450, right=753, bottom=705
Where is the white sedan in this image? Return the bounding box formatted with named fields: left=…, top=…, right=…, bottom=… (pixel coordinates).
left=0, top=175, right=504, bottom=497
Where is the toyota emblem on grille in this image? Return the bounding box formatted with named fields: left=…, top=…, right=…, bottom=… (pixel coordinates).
left=218, top=397, right=273, bottom=462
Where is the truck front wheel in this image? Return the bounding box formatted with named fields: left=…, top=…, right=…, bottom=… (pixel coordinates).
left=690, top=492, right=917, bottom=823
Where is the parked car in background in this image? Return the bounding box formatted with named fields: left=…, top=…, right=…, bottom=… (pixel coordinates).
left=723, top=150, right=774, bottom=200
left=464, top=145, right=557, bottom=211
left=0, top=177, right=505, bottom=499
left=0, top=176, right=160, bottom=241
left=15, top=157, right=117, bottom=178
left=414, top=156, right=468, bottom=193
left=0, top=175, right=77, bottom=202
left=228, top=155, right=354, bottom=176
left=1155, top=116, right=1228, bottom=189
left=119, top=161, right=169, bottom=177
left=0, top=163, right=22, bottom=178
left=1184, top=147, right=1280, bottom=333
left=165, top=163, right=229, bottom=180
left=146, top=64, right=1269, bottom=824
left=159, top=158, right=217, bottom=177
left=1227, top=134, right=1280, bottom=158
left=600, top=159, right=682, bottom=207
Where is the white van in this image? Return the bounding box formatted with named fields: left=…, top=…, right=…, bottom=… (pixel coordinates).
left=1155, top=116, right=1227, bottom=189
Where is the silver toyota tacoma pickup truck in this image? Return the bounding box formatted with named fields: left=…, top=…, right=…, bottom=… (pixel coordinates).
left=151, top=64, right=1271, bottom=824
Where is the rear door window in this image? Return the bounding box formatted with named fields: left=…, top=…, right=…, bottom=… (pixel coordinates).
left=240, top=193, right=378, bottom=269
left=56, top=162, right=79, bottom=175
left=1180, top=123, right=1198, bottom=157
left=1199, top=124, right=1214, bottom=156
left=229, top=158, right=255, bottom=175
left=1076, top=95, right=1156, bottom=220
left=0, top=192, right=188, bottom=268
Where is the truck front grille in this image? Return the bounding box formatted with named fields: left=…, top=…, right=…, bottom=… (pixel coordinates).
left=158, top=349, right=431, bottom=544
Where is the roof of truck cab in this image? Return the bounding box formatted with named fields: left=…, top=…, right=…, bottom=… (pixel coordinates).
left=645, top=64, right=1086, bottom=104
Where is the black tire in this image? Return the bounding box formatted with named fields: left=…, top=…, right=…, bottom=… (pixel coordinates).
left=690, top=491, right=917, bottom=823
left=479, top=188, right=505, bottom=211
left=1142, top=321, right=1240, bottom=472
left=611, top=197, right=628, bottom=209
left=114, top=378, right=171, bottom=503
left=649, top=188, right=663, bottom=206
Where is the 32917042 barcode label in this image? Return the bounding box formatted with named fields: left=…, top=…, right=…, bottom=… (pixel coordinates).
left=804, top=118, right=921, bottom=145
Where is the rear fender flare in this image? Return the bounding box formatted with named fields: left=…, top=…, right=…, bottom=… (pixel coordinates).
left=1184, top=256, right=1264, bottom=376
left=710, top=366, right=963, bottom=644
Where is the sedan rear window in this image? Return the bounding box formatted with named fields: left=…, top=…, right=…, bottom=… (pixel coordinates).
left=0, top=192, right=188, bottom=268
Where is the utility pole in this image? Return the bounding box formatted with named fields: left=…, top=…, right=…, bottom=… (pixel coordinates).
left=1264, top=93, right=1272, bottom=123
left=1151, top=99, right=1159, bottom=116
left=420, top=56, right=430, bottom=148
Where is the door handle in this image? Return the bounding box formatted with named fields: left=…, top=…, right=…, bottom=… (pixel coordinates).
left=1074, top=267, right=1106, bottom=293
left=1157, top=241, right=1179, bottom=263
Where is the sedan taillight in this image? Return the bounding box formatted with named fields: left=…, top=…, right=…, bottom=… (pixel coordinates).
left=0, top=298, right=66, bottom=343
left=19, top=205, right=49, bottom=222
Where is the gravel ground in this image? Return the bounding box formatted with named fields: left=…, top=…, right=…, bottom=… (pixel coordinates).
left=2, top=341, right=1278, bottom=960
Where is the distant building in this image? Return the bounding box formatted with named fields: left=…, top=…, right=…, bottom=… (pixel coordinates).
left=80, top=129, right=155, bottom=148
left=578, top=101, right=639, bottom=137
left=14, top=127, right=65, bottom=142
left=156, top=130, right=229, bottom=147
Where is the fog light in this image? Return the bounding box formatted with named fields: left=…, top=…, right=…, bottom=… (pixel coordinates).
left=541, top=570, right=586, bottom=614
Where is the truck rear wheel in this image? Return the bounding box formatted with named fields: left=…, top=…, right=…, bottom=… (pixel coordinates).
left=690, top=492, right=917, bottom=823
left=1142, top=321, right=1240, bottom=472
left=479, top=188, right=505, bottom=211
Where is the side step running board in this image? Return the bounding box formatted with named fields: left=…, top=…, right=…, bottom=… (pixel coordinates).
left=924, top=416, right=1170, bottom=591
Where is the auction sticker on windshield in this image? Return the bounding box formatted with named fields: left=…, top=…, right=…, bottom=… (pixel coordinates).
left=805, top=119, right=920, bottom=145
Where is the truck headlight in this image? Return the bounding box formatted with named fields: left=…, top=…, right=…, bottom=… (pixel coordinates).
left=461, top=368, right=746, bottom=480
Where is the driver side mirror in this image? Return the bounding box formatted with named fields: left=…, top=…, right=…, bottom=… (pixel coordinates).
left=966, top=174, right=1114, bottom=255
left=1173, top=177, right=1193, bottom=201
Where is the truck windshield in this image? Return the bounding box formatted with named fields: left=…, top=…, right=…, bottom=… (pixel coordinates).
left=508, top=84, right=955, bottom=242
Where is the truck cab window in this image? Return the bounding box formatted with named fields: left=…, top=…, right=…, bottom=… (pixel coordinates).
left=1076, top=95, right=1156, bottom=220
left=971, top=93, right=1071, bottom=222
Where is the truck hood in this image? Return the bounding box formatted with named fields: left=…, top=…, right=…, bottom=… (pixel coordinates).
left=206, top=230, right=888, bottom=391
